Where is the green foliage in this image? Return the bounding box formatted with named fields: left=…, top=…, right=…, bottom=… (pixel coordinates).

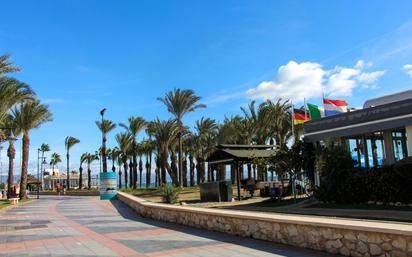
left=315, top=145, right=412, bottom=204
left=159, top=184, right=180, bottom=204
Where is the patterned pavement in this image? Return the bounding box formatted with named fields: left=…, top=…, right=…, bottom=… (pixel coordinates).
left=0, top=196, right=333, bottom=257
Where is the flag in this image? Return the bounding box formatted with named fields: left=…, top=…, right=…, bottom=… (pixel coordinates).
left=323, top=98, right=348, bottom=116
left=293, top=108, right=309, bottom=125
left=307, top=103, right=321, bottom=120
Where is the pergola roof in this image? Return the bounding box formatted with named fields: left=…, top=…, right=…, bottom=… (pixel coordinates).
left=206, top=144, right=277, bottom=164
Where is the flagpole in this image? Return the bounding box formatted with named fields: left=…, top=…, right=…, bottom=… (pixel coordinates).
left=291, top=100, right=295, bottom=145
left=304, top=97, right=307, bottom=121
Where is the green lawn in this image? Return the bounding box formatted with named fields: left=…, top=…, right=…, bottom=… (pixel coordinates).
left=0, top=198, right=32, bottom=209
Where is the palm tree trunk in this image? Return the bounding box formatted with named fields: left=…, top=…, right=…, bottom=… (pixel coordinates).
left=79, top=167, right=83, bottom=189
left=7, top=141, right=15, bottom=198
left=207, top=164, right=212, bottom=182
left=230, top=163, right=235, bottom=184
left=201, top=159, right=206, bottom=184
left=196, top=158, right=201, bottom=185
left=132, top=147, right=137, bottom=189
left=178, top=130, right=183, bottom=188
left=183, top=156, right=188, bottom=187
left=218, top=164, right=226, bottom=181
left=139, top=157, right=143, bottom=188
left=87, top=166, right=91, bottom=190
left=102, top=135, right=108, bottom=173
left=66, top=152, right=70, bottom=190
left=19, top=133, right=30, bottom=199
left=145, top=152, right=151, bottom=188
left=123, top=159, right=128, bottom=188
left=189, top=155, right=195, bottom=187
left=118, top=163, right=122, bottom=189
left=129, top=159, right=133, bottom=188
left=247, top=164, right=252, bottom=179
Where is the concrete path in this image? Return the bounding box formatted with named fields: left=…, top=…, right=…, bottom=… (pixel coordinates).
left=0, top=196, right=333, bottom=257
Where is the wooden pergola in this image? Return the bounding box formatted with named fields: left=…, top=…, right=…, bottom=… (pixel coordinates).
left=206, top=144, right=278, bottom=200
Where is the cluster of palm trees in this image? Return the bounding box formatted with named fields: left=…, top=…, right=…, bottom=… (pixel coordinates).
left=92, top=89, right=295, bottom=190
left=0, top=54, right=53, bottom=199
left=0, top=53, right=298, bottom=196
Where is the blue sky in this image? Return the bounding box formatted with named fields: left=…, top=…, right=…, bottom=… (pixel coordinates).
left=1, top=0, right=412, bottom=175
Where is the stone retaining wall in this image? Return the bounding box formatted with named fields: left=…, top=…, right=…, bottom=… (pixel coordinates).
left=117, top=192, right=412, bottom=257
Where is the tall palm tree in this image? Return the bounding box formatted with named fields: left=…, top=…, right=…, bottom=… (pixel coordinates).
left=64, top=136, right=80, bottom=190
left=116, top=132, right=132, bottom=188
left=96, top=120, right=116, bottom=173
left=158, top=88, right=206, bottom=188
left=12, top=100, right=52, bottom=199
left=119, top=116, right=145, bottom=188
left=82, top=153, right=98, bottom=190
left=0, top=54, right=20, bottom=76
left=49, top=152, right=62, bottom=174
left=110, top=147, right=119, bottom=172
left=148, top=119, right=179, bottom=185
left=194, top=117, right=218, bottom=184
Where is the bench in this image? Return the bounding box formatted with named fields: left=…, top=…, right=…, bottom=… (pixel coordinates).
left=8, top=198, right=19, bottom=205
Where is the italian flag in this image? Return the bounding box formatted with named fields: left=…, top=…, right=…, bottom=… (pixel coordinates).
left=307, top=103, right=321, bottom=120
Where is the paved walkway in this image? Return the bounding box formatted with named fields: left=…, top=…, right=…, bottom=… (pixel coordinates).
left=0, top=196, right=333, bottom=257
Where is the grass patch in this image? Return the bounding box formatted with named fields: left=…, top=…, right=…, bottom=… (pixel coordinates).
left=0, top=198, right=33, bottom=209
left=308, top=203, right=412, bottom=212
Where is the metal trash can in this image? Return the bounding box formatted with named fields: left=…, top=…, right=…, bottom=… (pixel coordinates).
left=200, top=181, right=232, bottom=202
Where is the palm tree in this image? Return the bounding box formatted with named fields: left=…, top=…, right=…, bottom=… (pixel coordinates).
left=194, top=117, right=218, bottom=184
left=82, top=153, right=98, bottom=189
left=158, top=88, right=206, bottom=188
left=116, top=132, right=132, bottom=188
left=64, top=136, right=80, bottom=190
left=148, top=119, right=179, bottom=185
left=12, top=100, right=52, bottom=199
left=110, top=147, right=119, bottom=172
left=96, top=120, right=116, bottom=173
left=119, top=116, right=145, bottom=188
left=0, top=54, right=20, bottom=76
left=49, top=152, right=62, bottom=174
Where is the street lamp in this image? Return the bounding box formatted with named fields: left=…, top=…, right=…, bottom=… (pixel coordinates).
left=100, top=108, right=107, bottom=173
left=0, top=128, right=17, bottom=199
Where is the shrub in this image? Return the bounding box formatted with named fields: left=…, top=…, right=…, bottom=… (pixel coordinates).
left=315, top=145, right=412, bottom=204
left=159, top=184, right=180, bottom=204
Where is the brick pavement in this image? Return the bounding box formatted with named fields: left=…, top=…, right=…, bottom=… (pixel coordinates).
left=0, top=196, right=334, bottom=256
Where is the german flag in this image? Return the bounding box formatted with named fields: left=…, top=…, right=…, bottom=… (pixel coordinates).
left=293, top=108, right=309, bottom=125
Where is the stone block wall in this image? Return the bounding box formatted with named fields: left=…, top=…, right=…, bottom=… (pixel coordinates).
left=118, top=192, right=412, bottom=257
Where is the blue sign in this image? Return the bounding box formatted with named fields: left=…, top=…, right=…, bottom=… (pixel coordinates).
left=100, top=172, right=117, bottom=200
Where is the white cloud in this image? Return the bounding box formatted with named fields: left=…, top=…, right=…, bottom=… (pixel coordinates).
left=246, top=61, right=324, bottom=102
left=247, top=60, right=385, bottom=101
left=403, top=64, right=412, bottom=77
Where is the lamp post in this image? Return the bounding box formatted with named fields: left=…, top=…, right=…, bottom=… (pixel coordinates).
left=100, top=108, right=107, bottom=173
left=1, top=128, right=17, bottom=199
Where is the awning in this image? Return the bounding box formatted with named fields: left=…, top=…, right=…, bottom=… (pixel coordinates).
left=304, top=98, right=412, bottom=142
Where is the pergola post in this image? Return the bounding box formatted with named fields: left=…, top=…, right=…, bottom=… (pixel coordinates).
left=235, top=160, right=241, bottom=201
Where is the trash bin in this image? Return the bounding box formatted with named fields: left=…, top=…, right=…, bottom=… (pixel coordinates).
left=200, top=181, right=233, bottom=202
left=270, top=187, right=281, bottom=202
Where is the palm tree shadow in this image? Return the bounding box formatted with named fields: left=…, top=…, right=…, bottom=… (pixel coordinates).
left=109, top=199, right=332, bottom=257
